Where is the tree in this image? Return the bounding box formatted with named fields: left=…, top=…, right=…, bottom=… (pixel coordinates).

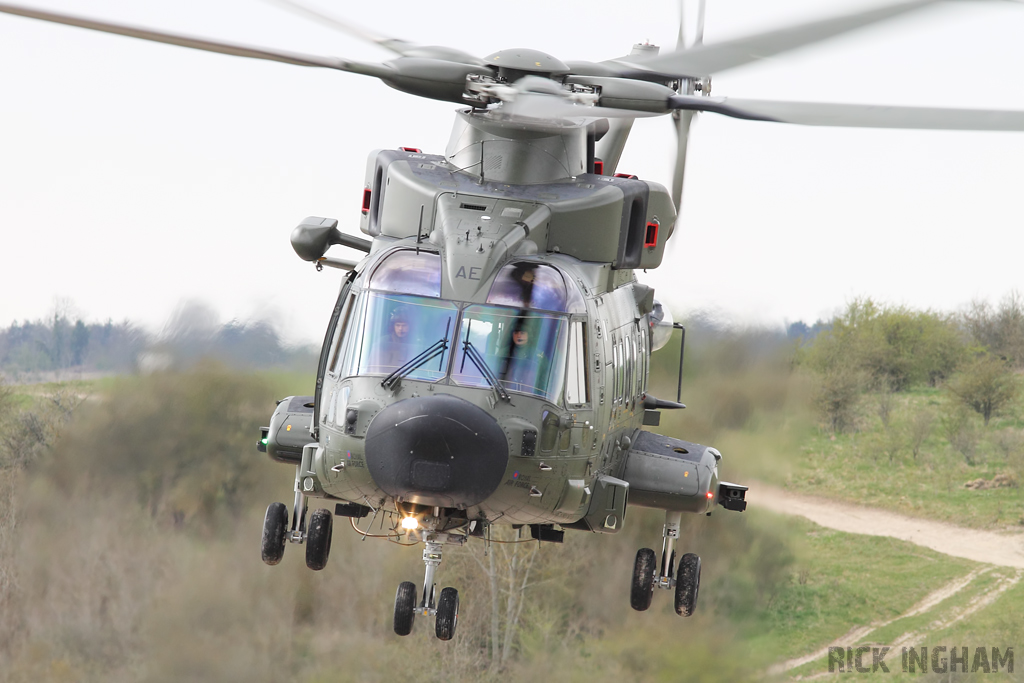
left=802, top=299, right=965, bottom=392
left=962, top=291, right=1024, bottom=367
left=70, top=320, right=90, bottom=366
left=947, top=355, right=1020, bottom=426
left=814, top=366, right=863, bottom=434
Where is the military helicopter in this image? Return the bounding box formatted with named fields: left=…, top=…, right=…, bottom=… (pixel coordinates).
left=5, top=0, right=1024, bottom=642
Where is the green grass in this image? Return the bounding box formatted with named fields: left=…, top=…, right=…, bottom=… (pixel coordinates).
left=741, top=513, right=977, bottom=667
left=762, top=388, right=1024, bottom=530
left=786, top=565, right=1023, bottom=680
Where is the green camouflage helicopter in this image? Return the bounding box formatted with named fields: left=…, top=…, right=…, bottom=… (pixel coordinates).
left=4, top=0, right=1024, bottom=641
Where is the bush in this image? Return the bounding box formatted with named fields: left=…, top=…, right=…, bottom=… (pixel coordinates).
left=813, top=366, right=864, bottom=434
left=45, top=365, right=278, bottom=528
left=802, top=299, right=965, bottom=392
left=946, top=355, right=1020, bottom=426
left=962, top=291, right=1024, bottom=367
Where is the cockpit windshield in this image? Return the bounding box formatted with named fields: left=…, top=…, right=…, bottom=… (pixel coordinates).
left=451, top=305, right=568, bottom=402
left=331, top=251, right=578, bottom=404
left=339, top=292, right=457, bottom=381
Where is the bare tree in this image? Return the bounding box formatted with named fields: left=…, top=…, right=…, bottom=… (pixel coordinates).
left=963, top=291, right=1024, bottom=367
left=942, top=405, right=980, bottom=465
left=469, top=527, right=540, bottom=672
left=908, top=409, right=934, bottom=460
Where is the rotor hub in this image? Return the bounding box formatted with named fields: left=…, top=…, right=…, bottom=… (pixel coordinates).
left=484, top=48, right=569, bottom=81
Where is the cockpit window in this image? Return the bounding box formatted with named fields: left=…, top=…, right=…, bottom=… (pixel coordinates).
left=486, top=262, right=585, bottom=313
left=370, top=250, right=441, bottom=297
left=452, top=304, right=568, bottom=403
left=339, top=292, right=456, bottom=381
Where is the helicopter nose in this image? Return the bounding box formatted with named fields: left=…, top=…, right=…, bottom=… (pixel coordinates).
left=364, top=394, right=509, bottom=509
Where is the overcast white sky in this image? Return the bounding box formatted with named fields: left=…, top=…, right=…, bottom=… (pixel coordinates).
left=1, top=0, right=1023, bottom=345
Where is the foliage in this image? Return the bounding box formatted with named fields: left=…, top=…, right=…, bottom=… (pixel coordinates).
left=802, top=298, right=965, bottom=392
left=962, top=291, right=1024, bottom=367
left=812, top=365, right=864, bottom=434
left=946, top=354, right=1020, bottom=426
left=1, top=301, right=316, bottom=377
left=44, top=365, right=277, bottom=527
left=0, top=316, right=145, bottom=375
left=908, top=408, right=935, bottom=460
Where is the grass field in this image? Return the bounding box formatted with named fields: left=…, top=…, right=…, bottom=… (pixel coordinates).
left=777, top=388, right=1024, bottom=530
left=2, top=357, right=1021, bottom=680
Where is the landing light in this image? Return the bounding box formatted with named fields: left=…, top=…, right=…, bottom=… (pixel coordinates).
left=401, top=516, right=419, bottom=531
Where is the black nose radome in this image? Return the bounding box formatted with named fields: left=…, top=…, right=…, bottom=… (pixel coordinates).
left=364, top=394, right=509, bottom=508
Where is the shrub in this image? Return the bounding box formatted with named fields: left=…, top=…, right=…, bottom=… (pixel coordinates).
left=946, top=355, right=1020, bottom=426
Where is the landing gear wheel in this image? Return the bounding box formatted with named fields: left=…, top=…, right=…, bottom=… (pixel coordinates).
left=261, top=502, right=288, bottom=566
left=435, top=587, right=459, bottom=641
left=630, top=548, right=657, bottom=611
left=674, top=552, right=701, bottom=617
left=394, top=581, right=417, bottom=636
left=305, top=508, right=333, bottom=571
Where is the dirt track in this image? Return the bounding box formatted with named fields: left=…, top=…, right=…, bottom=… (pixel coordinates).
left=752, top=482, right=1024, bottom=676
left=749, top=482, right=1024, bottom=569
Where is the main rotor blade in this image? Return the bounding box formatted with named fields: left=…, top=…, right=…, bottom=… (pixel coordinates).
left=0, top=2, right=377, bottom=74
left=616, top=0, right=943, bottom=78
left=266, top=0, right=486, bottom=65
left=668, top=95, right=1024, bottom=131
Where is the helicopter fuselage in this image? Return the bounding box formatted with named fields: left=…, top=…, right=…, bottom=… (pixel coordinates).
left=264, top=110, right=742, bottom=536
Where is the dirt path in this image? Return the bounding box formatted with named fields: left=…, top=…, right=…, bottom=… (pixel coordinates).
left=749, top=482, right=1024, bottom=569
left=752, top=482, right=1024, bottom=677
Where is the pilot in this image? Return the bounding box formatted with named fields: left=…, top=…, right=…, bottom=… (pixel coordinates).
left=498, top=318, right=541, bottom=394
left=509, top=262, right=538, bottom=308
left=373, top=307, right=414, bottom=371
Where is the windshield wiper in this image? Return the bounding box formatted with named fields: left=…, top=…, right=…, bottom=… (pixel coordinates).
left=461, top=338, right=510, bottom=403
left=381, top=318, right=451, bottom=390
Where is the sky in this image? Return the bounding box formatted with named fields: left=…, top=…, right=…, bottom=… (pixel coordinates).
left=1, top=0, right=1023, bottom=345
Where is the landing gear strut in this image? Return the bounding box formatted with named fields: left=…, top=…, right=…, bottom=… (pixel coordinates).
left=629, top=510, right=700, bottom=617
left=393, top=528, right=462, bottom=640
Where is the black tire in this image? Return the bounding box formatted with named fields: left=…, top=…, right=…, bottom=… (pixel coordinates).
left=630, top=548, right=657, bottom=611
left=261, top=502, right=288, bottom=566
left=674, top=552, right=701, bottom=617
left=435, top=587, right=459, bottom=641
left=394, top=581, right=417, bottom=636
left=305, top=508, right=333, bottom=571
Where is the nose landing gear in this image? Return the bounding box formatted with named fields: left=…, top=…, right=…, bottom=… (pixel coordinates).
left=393, top=532, right=462, bottom=640
left=629, top=510, right=701, bottom=616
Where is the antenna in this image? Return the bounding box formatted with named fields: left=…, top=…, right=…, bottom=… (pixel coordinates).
left=415, top=205, right=425, bottom=254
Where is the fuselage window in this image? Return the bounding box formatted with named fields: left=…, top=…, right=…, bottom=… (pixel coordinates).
left=626, top=329, right=634, bottom=405
left=612, top=338, right=621, bottom=407
left=327, top=292, right=357, bottom=375
left=451, top=305, right=569, bottom=403
left=565, top=321, right=590, bottom=406
left=487, top=262, right=586, bottom=313
left=640, top=322, right=648, bottom=394
left=625, top=333, right=634, bottom=410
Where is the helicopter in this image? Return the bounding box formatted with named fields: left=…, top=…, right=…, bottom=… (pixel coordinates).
left=4, top=0, right=1024, bottom=642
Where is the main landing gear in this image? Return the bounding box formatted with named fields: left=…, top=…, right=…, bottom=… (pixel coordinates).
left=261, top=449, right=334, bottom=571
left=630, top=510, right=701, bottom=617
left=393, top=531, right=462, bottom=640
